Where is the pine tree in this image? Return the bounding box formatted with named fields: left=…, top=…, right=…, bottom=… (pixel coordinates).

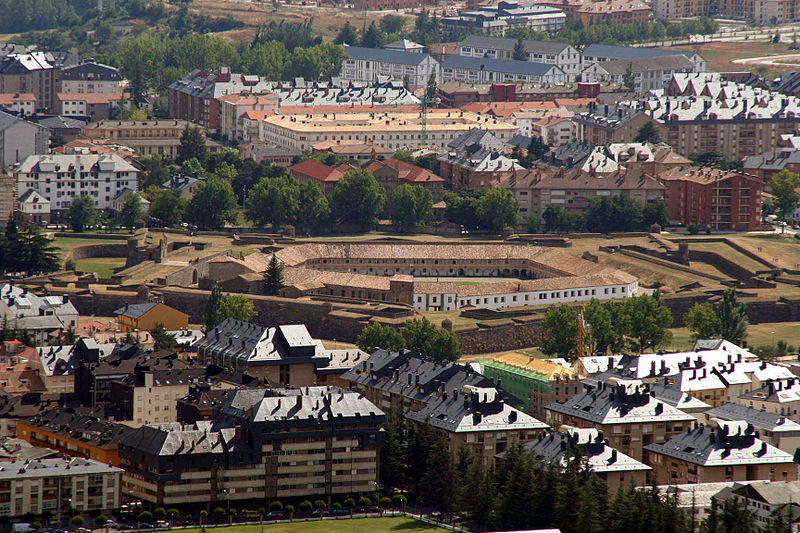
left=380, top=406, right=407, bottom=490
left=17, top=225, right=59, bottom=275
left=716, top=287, right=749, bottom=345
left=263, top=255, right=284, bottom=295
left=203, top=284, right=224, bottom=332
left=513, top=38, right=527, bottom=60
left=2, top=217, right=21, bottom=274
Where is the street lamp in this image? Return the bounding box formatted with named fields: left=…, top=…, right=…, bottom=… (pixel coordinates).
left=222, top=489, right=231, bottom=524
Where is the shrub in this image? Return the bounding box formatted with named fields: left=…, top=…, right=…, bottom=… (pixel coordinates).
left=268, top=501, right=283, bottom=512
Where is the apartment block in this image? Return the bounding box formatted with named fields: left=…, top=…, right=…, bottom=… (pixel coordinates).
left=0, top=51, right=77, bottom=112
left=441, top=55, right=568, bottom=85
left=705, top=403, right=800, bottom=454
left=0, top=284, right=78, bottom=346
left=80, top=119, right=220, bottom=159
left=459, top=36, right=581, bottom=79
left=119, top=387, right=384, bottom=506
left=341, top=46, right=439, bottom=89
left=581, top=55, right=695, bottom=93
left=0, top=458, right=122, bottom=517
left=581, top=44, right=706, bottom=73
left=0, top=110, right=50, bottom=169
left=59, top=60, right=123, bottom=95
left=644, top=420, right=798, bottom=484
left=542, top=0, right=652, bottom=25
left=653, top=0, right=800, bottom=24
left=441, top=1, right=566, bottom=35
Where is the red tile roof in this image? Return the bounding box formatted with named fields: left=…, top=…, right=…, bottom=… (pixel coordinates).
left=288, top=159, right=346, bottom=182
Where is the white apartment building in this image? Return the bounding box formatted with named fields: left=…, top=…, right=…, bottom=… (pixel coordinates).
left=440, top=55, right=568, bottom=85
left=59, top=60, right=123, bottom=94
left=580, top=55, right=695, bottom=93
left=341, top=46, right=439, bottom=89
left=459, top=35, right=582, bottom=80
left=217, top=92, right=278, bottom=143
left=14, top=154, right=139, bottom=214
left=259, top=110, right=518, bottom=152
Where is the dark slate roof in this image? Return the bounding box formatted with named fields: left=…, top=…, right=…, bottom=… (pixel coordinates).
left=344, top=45, right=430, bottom=66
left=60, top=61, right=121, bottom=81
left=22, top=407, right=136, bottom=450
left=706, top=403, right=800, bottom=433
left=441, top=54, right=561, bottom=76
left=508, top=134, right=532, bottom=150
left=460, top=35, right=572, bottom=55
left=643, top=421, right=795, bottom=466
left=36, top=115, right=86, bottom=130
left=447, top=127, right=508, bottom=152
left=545, top=379, right=695, bottom=425
left=743, top=148, right=800, bottom=173
left=113, top=302, right=158, bottom=319
left=582, top=44, right=696, bottom=61
left=518, top=427, right=650, bottom=473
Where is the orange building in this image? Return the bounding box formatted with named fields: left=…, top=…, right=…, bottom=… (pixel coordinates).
left=113, top=302, right=190, bottom=333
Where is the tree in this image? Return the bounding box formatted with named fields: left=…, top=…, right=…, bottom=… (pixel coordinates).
left=642, top=201, right=668, bottom=228
left=634, top=122, right=661, bottom=143
left=685, top=302, right=721, bottom=340
left=717, top=287, right=749, bottom=344
left=245, top=176, right=299, bottom=228
left=204, top=284, right=224, bottom=332
left=583, top=298, right=619, bottom=355
left=220, top=294, right=257, bottom=322
left=299, top=500, right=313, bottom=513
left=14, top=224, right=59, bottom=275
left=150, top=323, right=176, bottom=351
left=477, top=188, right=519, bottom=231
left=419, top=434, right=458, bottom=512
left=625, top=293, right=673, bottom=352
left=513, top=37, right=527, bottom=60
left=153, top=508, right=167, bottom=521
left=148, top=190, right=187, bottom=227
left=331, top=169, right=386, bottom=228
left=402, top=316, right=438, bottom=353
left=95, top=516, right=108, bottom=529
left=360, top=21, right=386, bottom=48
left=72, top=516, right=84, bottom=529
left=186, top=177, right=238, bottom=230
left=177, top=125, right=208, bottom=164
left=525, top=212, right=540, bottom=233
left=357, top=322, right=405, bottom=353
left=263, top=255, right=284, bottom=295
left=297, top=181, right=330, bottom=230
left=586, top=195, right=644, bottom=233
left=518, top=136, right=549, bottom=167
left=541, top=305, right=580, bottom=361
left=334, top=21, right=358, bottom=45
left=380, top=14, right=406, bottom=34
left=768, top=170, right=800, bottom=223
left=622, top=62, right=635, bottom=89
left=120, top=194, right=143, bottom=231
left=426, top=328, right=461, bottom=363
left=391, top=183, right=433, bottom=231
left=68, top=195, right=98, bottom=232
left=542, top=204, right=571, bottom=232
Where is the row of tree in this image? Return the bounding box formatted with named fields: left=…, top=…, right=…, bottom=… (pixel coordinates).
left=444, top=189, right=520, bottom=232
left=356, top=318, right=461, bottom=363
left=527, top=197, right=668, bottom=234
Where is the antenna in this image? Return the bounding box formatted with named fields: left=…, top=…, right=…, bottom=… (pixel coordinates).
left=421, top=73, right=440, bottom=145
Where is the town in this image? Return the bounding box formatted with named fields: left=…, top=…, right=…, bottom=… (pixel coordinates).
left=5, top=0, right=800, bottom=532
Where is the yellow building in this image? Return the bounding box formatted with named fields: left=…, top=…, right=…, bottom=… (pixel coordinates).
left=113, top=302, right=189, bottom=332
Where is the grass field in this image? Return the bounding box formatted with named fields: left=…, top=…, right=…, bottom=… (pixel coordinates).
left=668, top=322, right=800, bottom=352
left=179, top=518, right=444, bottom=533
left=670, top=41, right=795, bottom=77
left=74, top=257, right=128, bottom=279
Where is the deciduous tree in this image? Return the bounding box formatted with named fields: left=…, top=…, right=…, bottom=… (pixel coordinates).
left=68, top=195, right=98, bottom=233
left=219, top=294, right=257, bottom=322
left=331, top=169, right=386, bottom=228
left=356, top=322, right=405, bottom=353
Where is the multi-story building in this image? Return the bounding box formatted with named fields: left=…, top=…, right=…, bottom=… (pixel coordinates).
left=441, top=1, right=567, bottom=35
left=17, top=408, right=136, bottom=466
left=644, top=420, right=798, bottom=484
left=653, top=0, right=800, bottom=24
left=0, top=93, right=35, bottom=115
left=716, top=481, right=800, bottom=531
left=705, top=403, right=800, bottom=454
left=581, top=44, right=706, bottom=73
left=55, top=92, right=123, bottom=121
left=0, top=458, right=122, bottom=517
left=530, top=115, right=575, bottom=146
left=259, top=110, right=519, bottom=152
left=341, top=46, right=439, bottom=89
left=343, top=350, right=546, bottom=466
left=520, top=427, right=650, bottom=493
left=119, top=387, right=385, bottom=506
left=440, top=55, right=568, bottom=85
left=458, top=36, right=581, bottom=79
left=287, top=160, right=348, bottom=196
left=168, top=67, right=271, bottom=132
left=542, top=0, right=652, bottom=25
left=113, top=302, right=189, bottom=333
left=0, top=51, right=78, bottom=112
left=0, top=110, right=50, bottom=169
left=0, top=173, right=13, bottom=224
left=33, top=339, right=116, bottom=395
left=0, top=284, right=78, bottom=346
left=365, top=157, right=446, bottom=205
left=438, top=128, right=521, bottom=190
left=437, top=80, right=629, bottom=107
left=660, top=166, right=763, bottom=231
left=546, top=378, right=696, bottom=461
left=580, top=55, right=695, bottom=93
left=16, top=190, right=50, bottom=226
left=736, top=377, right=800, bottom=423
left=80, top=119, right=220, bottom=159
left=217, top=93, right=278, bottom=143
left=193, top=319, right=367, bottom=386
left=59, top=60, right=123, bottom=95
left=312, top=140, right=392, bottom=163
left=14, top=154, right=139, bottom=216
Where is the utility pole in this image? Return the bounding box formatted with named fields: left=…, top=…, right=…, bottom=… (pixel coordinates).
left=420, top=72, right=440, bottom=145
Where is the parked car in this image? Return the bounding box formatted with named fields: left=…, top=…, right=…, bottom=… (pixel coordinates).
left=265, top=511, right=286, bottom=520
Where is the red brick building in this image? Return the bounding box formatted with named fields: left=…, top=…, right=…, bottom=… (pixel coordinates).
left=660, top=166, right=763, bottom=231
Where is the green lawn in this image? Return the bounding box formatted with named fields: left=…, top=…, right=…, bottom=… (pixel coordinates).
left=178, top=518, right=445, bottom=533
left=667, top=323, right=800, bottom=352
left=74, top=257, right=128, bottom=279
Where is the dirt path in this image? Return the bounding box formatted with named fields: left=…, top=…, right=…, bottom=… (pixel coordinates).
left=733, top=53, right=800, bottom=66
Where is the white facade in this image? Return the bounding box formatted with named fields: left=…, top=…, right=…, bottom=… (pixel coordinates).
left=60, top=78, right=121, bottom=94
left=14, top=154, right=139, bottom=213
left=340, top=47, right=439, bottom=89
left=532, top=117, right=576, bottom=146
left=0, top=112, right=50, bottom=169
left=459, top=39, right=581, bottom=79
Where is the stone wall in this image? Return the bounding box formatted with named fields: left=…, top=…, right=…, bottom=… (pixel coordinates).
left=456, top=320, right=544, bottom=354
left=63, top=243, right=130, bottom=270
left=159, top=249, right=231, bottom=286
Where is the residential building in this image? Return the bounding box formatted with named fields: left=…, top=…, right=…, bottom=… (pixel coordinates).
left=0, top=51, right=78, bottom=112
left=442, top=1, right=567, bottom=35
left=193, top=319, right=368, bottom=386
left=113, top=302, right=189, bottom=333
left=109, top=189, right=149, bottom=219
left=312, top=140, right=392, bottom=162
left=705, top=403, right=800, bottom=454
left=119, top=387, right=385, bottom=505
left=572, top=104, right=654, bottom=147
left=480, top=351, right=576, bottom=414
left=458, top=36, right=581, bottom=79
left=273, top=78, right=419, bottom=109
left=441, top=55, right=568, bottom=85
left=660, top=166, right=763, bottom=231
left=580, top=55, right=695, bottom=93
left=384, top=39, right=425, bottom=53
left=80, top=119, right=221, bottom=159
left=736, top=377, right=800, bottom=423
left=238, top=142, right=300, bottom=167
left=350, top=0, right=425, bottom=9
left=287, top=160, right=348, bottom=196
left=343, top=350, right=546, bottom=465
left=168, top=67, right=271, bottom=131
left=15, top=190, right=50, bottom=226
left=340, top=46, right=439, bottom=89
left=530, top=115, right=575, bottom=146
left=55, top=92, right=123, bottom=121
left=644, top=420, right=798, bottom=484
left=438, top=128, right=521, bottom=189
left=0, top=93, right=35, bottom=115
left=0, top=458, right=122, bottom=516
left=541, top=0, right=652, bottom=25
left=546, top=378, right=696, bottom=461
left=217, top=92, right=278, bottom=143
left=36, top=116, right=85, bottom=141
left=0, top=110, right=50, bottom=169
left=14, top=154, right=139, bottom=215
left=436, top=80, right=629, bottom=107
left=0, top=173, right=13, bottom=224
left=652, top=0, right=800, bottom=25
left=742, top=134, right=800, bottom=181
left=259, top=110, right=519, bottom=152
left=581, top=44, right=706, bottom=73
left=519, top=427, right=651, bottom=493
left=59, top=60, right=123, bottom=94
left=365, top=157, right=446, bottom=204
left=0, top=285, right=79, bottom=346
left=161, top=174, right=205, bottom=200
left=17, top=408, right=136, bottom=466
left=716, top=481, right=800, bottom=532
left=33, top=339, right=116, bottom=395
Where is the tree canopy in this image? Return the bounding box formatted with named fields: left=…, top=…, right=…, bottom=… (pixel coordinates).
left=331, top=169, right=386, bottom=228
